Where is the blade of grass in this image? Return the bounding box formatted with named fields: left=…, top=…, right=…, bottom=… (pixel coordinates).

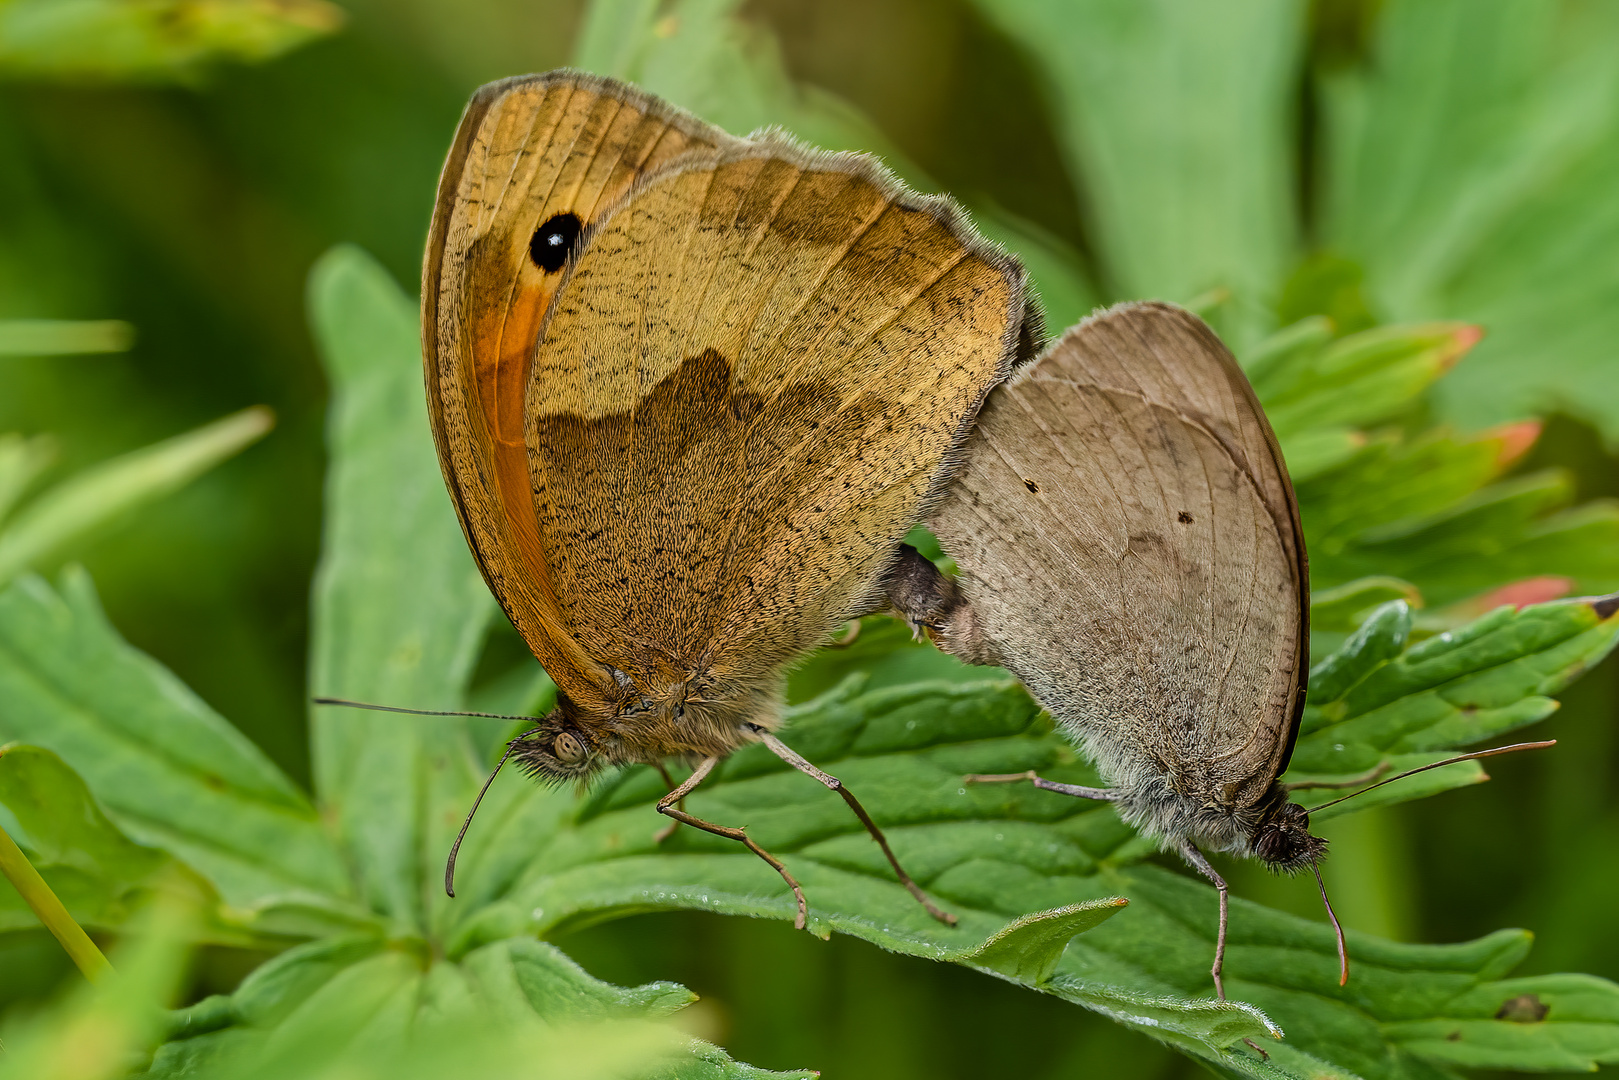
left=0, top=318, right=132, bottom=356
left=0, top=405, right=274, bottom=585
left=0, top=821, right=113, bottom=983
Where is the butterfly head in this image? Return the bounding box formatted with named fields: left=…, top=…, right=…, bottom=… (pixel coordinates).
left=509, top=697, right=610, bottom=784
left=1251, top=798, right=1328, bottom=872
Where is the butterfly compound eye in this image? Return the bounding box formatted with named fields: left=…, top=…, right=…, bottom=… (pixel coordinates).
left=552, top=730, right=588, bottom=764
left=529, top=212, right=582, bottom=273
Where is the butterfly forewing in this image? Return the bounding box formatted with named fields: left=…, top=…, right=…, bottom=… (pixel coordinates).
left=423, top=71, right=741, bottom=712
left=932, top=302, right=1307, bottom=808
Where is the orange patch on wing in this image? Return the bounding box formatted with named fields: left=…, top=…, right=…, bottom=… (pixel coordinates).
left=471, top=280, right=568, bottom=618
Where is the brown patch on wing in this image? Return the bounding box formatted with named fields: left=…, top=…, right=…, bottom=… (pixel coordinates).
left=423, top=71, right=739, bottom=712
left=534, top=349, right=890, bottom=675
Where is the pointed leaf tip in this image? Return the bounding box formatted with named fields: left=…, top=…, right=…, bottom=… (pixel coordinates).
left=946, top=898, right=1128, bottom=984
left=1488, top=419, right=1542, bottom=468
left=1443, top=323, right=1485, bottom=367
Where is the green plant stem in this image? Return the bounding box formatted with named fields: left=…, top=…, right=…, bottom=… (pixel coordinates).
left=0, top=822, right=113, bottom=983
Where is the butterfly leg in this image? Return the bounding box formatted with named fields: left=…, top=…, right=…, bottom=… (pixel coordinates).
left=749, top=725, right=958, bottom=927
left=1179, top=844, right=1270, bottom=1059
left=963, top=770, right=1116, bottom=800
left=1178, top=843, right=1231, bottom=998
left=652, top=762, right=683, bottom=843
left=655, top=755, right=810, bottom=930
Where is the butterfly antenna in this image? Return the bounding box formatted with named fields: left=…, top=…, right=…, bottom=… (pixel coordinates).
left=1306, top=740, right=1556, bottom=815
left=312, top=696, right=539, bottom=723
left=445, top=735, right=529, bottom=898
left=1313, top=864, right=1348, bottom=986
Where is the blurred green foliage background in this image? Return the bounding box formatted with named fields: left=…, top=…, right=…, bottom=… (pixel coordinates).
left=3, top=1, right=1619, bottom=1076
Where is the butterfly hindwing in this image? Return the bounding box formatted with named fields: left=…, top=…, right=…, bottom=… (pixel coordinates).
left=931, top=302, right=1308, bottom=808
left=527, top=139, right=1032, bottom=749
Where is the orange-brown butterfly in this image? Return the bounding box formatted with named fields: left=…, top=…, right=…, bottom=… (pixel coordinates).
left=413, top=70, right=1037, bottom=928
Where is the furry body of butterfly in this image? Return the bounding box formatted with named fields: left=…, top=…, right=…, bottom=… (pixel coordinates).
left=422, top=69, right=1037, bottom=924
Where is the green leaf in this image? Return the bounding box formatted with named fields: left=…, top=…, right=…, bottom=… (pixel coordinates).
left=468, top=660, right=556, bottom=717
left=1242, top=318, right=1484, bottom=484
left=1298, top=432, right=1504, bottom=555
left=970, top=0, right=1306, bottom=349
left=1274, top=253, right=1378, bottom=335
left=0, top=406, right=275, bottom=586
left=147, top=931, right=814, bottom=1080
left=0, top=0, right=345, bottom=83
left=1242, top=315, right=1619, bottom=616
left=1295, top=424, right=1619, bottom=608
left=1321, top=0, right=1619, bottom=440
left=1311, top=577, right=1423, bottom=634
left=1307, top=598, right=1413, bottom=705
left=1243, top=314, right=1335, bottom=389
left=0, top=743, right=225, bottom=938
left=1308, top=581, right=1421, bottom=672
left=1336, top=473, right=1619, bottom=609
left=305, top=245, right=495, bottom=938
left=575, top=0, right=886, bottom=155
left=944, top=898, right=1128, bottom=983
left=0, top=569, right=357, bottom=936
left=0, top=318, right=132, bottom=356
left=1290, top=595, right=1619, bottom=817
left=1261, top=322, right=1477, bottom=440
left=1274, top=426, right=1365, bottom=484
left=432, top=666, right=1276, bottom=1058
left=1383, top=974, right=1619, bottom=1072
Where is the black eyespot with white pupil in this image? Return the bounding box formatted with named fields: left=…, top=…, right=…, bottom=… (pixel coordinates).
left=552, top=730, right=587, bottom=764
left=529, top=212, right=582, bottom=273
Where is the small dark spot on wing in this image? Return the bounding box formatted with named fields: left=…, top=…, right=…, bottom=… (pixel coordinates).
left=530, top=212, right=582, bottom=273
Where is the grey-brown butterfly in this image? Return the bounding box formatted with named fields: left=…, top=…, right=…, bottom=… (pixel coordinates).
left=884, top=300, right=1548, bottom=999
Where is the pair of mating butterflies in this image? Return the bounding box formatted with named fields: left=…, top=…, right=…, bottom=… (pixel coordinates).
left=415, top=69, right=1327, bottom=999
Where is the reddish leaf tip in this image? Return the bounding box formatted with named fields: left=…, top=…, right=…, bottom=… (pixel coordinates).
left=1442, top=324, right=1485, bottom=368
left=1488, top=420, right=1542, bottom=467
left=1475, top=576, right=1576, bottom=613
